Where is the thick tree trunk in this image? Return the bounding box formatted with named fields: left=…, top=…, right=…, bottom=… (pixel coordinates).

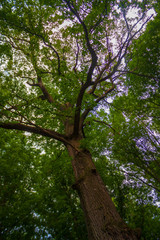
left=67, top=139, right=139, bottom=240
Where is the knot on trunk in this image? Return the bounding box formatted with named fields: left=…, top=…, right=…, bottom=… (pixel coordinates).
left=72, top=168, right=97, bottom=191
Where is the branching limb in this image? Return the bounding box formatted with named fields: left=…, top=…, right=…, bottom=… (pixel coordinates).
left=80, top=83, right=115, bottom=128
left=118, top=14, right=154, bottom=64
left=26, top=76, right=54, bottom=104
left=64, top=0, right=98, bottom=84
left=64, top=0, right=98, bottom=136
left=0, top=122, right=82, bottom=152
left=1, top=12, right=61, bottom=75
left=42, top=40, right=61, bottom=75
left=96, top=14, right=154, bottom=86
left=37, top=76, right=54, bottom=103
left=87, top=63, right=110, bottom=95
left=4, top=38, right=56, bottom=106
left=27, top=39, right=55, bottom=104
left=0, top=122, right=66, bottom=141
left=130, top=11, right=146, bottom=33
left=5, top=37, right=27, bottom=53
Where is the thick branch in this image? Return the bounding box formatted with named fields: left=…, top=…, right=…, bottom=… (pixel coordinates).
left=37, top=76, right=54, bottom=103
left=27, top=40, right=55, bottom=104
left=27, top=76, right=54, bottom=104
left=0, top=122, right=82, bottom=152
left=0, top=122, right=66, bottom=143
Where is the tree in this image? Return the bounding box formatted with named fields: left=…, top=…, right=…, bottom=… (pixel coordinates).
left=1, top=128, right=160, bottom=240
left=109, top=3, right=160, bottom=190
left=0, top=0, right=159, bottom=239
left=0, top=128, right=88, bottom=239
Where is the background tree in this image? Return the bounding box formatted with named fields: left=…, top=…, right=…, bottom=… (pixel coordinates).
left=0, top=0, right=159, bottom=239
left=109, top=2, right=160, bottom=190
left=1, top=128, right=160, bottom=239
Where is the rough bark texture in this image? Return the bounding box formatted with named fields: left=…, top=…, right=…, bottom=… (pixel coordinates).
left=67, top=139, right=139, bottom=240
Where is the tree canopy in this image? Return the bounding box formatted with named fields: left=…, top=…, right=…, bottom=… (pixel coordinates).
left=0, top=0, right=160, bottom=239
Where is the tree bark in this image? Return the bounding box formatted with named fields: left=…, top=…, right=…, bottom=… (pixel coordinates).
left=67, top=139, right=139, bottom=240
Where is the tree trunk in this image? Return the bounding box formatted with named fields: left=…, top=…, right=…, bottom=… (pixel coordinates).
left=66, top=139, right=139, bottom=240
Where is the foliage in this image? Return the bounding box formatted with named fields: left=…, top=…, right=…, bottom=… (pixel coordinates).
left=108, top=5, right=160, bottom=191
left=1, top=128, right=160, bottom=239
left=0, top=128, right=87, bottom=239
left=0, top=0, right=160, bottom=239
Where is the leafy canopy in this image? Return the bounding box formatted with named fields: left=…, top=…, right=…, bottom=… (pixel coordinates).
left=0, top=0, right=160, bottom=239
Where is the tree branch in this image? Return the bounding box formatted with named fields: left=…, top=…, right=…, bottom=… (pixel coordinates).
left=26, top=75, right=54, bottom=103
left=95, top=84, right=115, bottom=103
left=96, top=14, right=153, bottom=86
left=65, top=0, right=98, bottom=83
left=93, top=119, right=119, bottom=134
left=80, top=84, right=115, bottom=128
left=1, top=11, right=61, bottom=75
left=37, top=76, right=54, bottom=103
left=64, top=0, right=98, bottom=136
left=0, top=122, right=66, bottom=143
left=73, top=37, right=79, bottom=73
left=117, top=70, right=155, bottom=79
left=121, top=169, right=160, bottom=192
left=0, top=122, right=82, bottom=152
left=42, top=40, right=61, bottom=75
